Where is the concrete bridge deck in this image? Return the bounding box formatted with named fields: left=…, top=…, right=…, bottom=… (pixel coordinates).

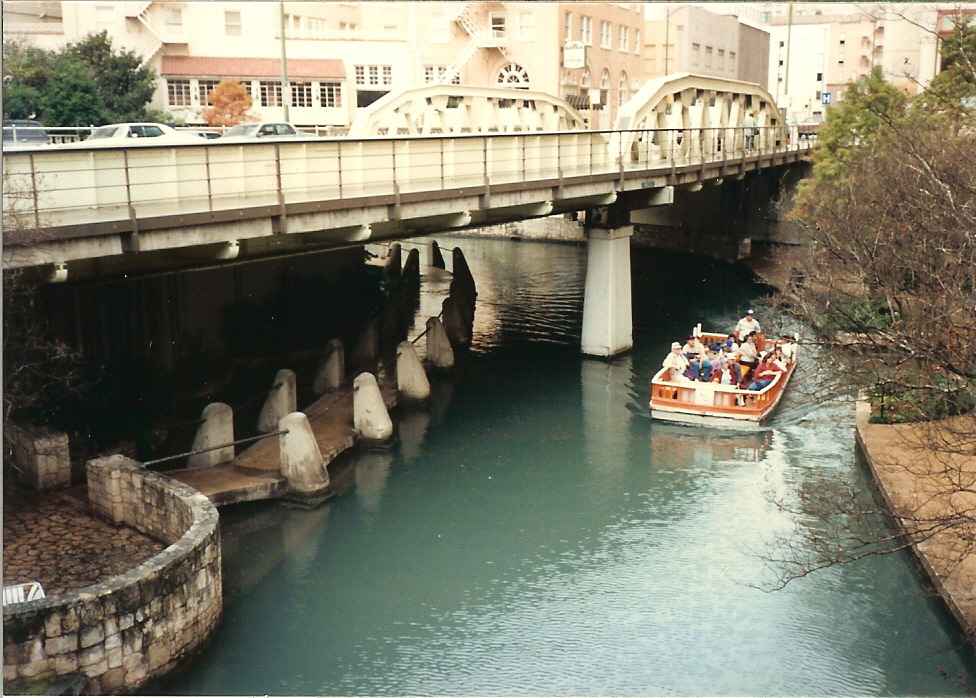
left=166, top=379, right=398, bottom=507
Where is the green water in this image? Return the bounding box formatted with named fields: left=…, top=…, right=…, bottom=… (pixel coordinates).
left=156, top=238, right=976, bottom=695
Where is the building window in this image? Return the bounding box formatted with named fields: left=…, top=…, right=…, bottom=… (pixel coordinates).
left=634, top=30, right=640, bottom=52
left=319, top=82, right=342, bottom=108
left=496, top=63, right=530, bottom=89
left=691, top=42, right=701, bottom=67
left=490, top=12, right=506, bottom=38
left=730, top=50, right=736, bottom=68
left=355, top=65, right=392, bottom=87
left=718, top=48, right=725, bottom=69
left=839, top=39, right=846, bottom=46
left=198, top=79, right=219, bottom=105
left=778, top=59, right=784, bottom=66
left=619, top=26, right=629, bottom=51
left=291, top=81, right=312, bottom=107
left=165, top=7, right=182, bottom=29
left=816, top=72, right=823, bottom=81
left=600, top=21, right=611, bottom=48
left=166, top=79, right=191, bottom=106
left=307, top=17, right=326, bottom=37
left=225, top=10, right=241, bottom=36
left=564, top=12, right=572, bottom=40
left=705, top=46, right=713, bottom=68
left=618, top=71, right=629, bottom=106
left=600, top=68, right=610, bottom=90
left=260, top=81, right=282, bottom=107
left=581, top=16, right=592, bottom=45
left=519, top=12, right=533, bottom=40
left=779, top=40, right=785, bottom=47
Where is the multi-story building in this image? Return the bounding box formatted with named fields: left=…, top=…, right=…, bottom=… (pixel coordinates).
left=641, top=5, right=770, bottom=87
left=3, top=1, right=644, bottom=130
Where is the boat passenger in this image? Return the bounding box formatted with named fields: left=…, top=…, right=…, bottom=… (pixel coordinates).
left=780, top=335, right=798, bottom=363
left=737, top=333, right=759, bottom=383
left=746, top=349, right=786, bottom=391
left=662, top=342, right=691, bottom=381
left=682, top=336, right=711, bottom=380
left=734, top=310, right=761, bottom=341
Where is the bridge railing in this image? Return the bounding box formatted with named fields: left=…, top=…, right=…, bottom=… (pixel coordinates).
left=2, top=126, right=811, bottom=235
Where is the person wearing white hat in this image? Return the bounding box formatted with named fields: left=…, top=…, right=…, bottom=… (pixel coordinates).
left=662, top=341, right=691, bottom=381
left=734, top=309, right=761, bottom=341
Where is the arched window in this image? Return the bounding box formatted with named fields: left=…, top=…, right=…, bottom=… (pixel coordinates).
left=618, top=71, right=629, bottom=106
left=581, top=68, right=591, bottom=88
left=600, top=68, right=611, bottom=90
left=496, top=63, right=531, bottom=89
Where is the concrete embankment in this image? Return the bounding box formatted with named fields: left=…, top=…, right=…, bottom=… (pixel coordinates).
left=855, top=401, right=976, bottom=643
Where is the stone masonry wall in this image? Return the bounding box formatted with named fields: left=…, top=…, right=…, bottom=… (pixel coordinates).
left=3, top=455, right=222, bottom=694
left=6, top=423, right=71, bottom=490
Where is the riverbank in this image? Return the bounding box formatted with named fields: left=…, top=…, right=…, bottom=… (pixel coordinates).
left=856, top=401, right=976, bottom=644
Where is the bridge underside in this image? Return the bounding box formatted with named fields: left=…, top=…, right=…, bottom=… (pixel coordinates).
left=6, top=150, right=804, bottom=282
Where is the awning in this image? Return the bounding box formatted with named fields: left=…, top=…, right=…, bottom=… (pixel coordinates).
left=161, top=56, right=345, bottom=80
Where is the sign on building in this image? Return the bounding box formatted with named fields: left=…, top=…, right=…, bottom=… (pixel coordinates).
left=821, top=91, right=832, bottom=105
left=563, top=41, right=586, bottom=70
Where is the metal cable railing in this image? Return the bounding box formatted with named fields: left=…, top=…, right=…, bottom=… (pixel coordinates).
left=141, top=429, right=289, bottom=468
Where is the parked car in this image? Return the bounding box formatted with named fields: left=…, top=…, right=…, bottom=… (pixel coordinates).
left=51, top=122, right=203, bottom=148
left=191, top=130, right=223, bottom=140
left=219, top=122, right=308, bottom=141
left=2, top=119, right=49, bottom=149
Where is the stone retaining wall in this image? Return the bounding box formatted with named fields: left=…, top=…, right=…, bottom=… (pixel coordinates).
left=6, top=423, right=71, bottom=490
left=3, top=455, right=222, bottom=694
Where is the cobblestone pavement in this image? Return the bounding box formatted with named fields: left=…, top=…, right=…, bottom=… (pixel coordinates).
left=3, top=483, right=165, bottom=597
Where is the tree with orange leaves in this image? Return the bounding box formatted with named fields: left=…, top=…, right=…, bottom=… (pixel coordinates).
left=202, top=80, right=253, bottom=127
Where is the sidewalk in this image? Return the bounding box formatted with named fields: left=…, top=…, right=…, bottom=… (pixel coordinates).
left=856, top=402, right=976, bottom=642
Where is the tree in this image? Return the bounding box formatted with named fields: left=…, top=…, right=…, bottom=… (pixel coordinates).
left=38, top=57, right=107, bottom=127
left=202, top=80, right=254, bottom=126
left=766, top=24, right=976, bottom=589
left=62, top=31, right=156, bottom=123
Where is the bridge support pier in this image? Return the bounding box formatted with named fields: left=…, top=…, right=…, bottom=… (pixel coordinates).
left=581, top=224, right=633, bottom=358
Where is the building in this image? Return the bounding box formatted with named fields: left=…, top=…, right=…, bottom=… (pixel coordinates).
left=3, top=1, right=644, bottom=130
left=641, top=5, right=770, bottom=88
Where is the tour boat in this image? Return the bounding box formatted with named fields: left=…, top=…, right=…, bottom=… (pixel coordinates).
left=649, top=328, right=797, bottom=428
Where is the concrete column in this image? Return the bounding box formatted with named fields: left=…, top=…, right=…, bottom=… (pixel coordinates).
left=581, top=225, right=633, bottom=357
left=351, top=317, right=379, bottom=369
left=427, top=240, right=446, bottom=269
left=396, top=341, right=431, bottom=401
left=402, top=248, right=420, bottom=287
left=188, top=402, right=234, bottom=468
left=384, top=242, right=402, bottom=280
left=441, top=295, right=470, bottom=348
left=278, top=412, right=330, bottom=499
left=257, top=369, right=297, bottom=433
left=313, top=339, right=344, bottom=395
left=425, top=316, right=454, bottom=369
left=353, top=372, right=394, bottom=443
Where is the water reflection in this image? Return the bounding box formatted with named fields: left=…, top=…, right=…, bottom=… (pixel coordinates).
left=649, top=423, right=775, bottom=465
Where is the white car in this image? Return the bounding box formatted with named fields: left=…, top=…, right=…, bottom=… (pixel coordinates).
left=219, top=122, right=312, bottom=142
left=55, top=122, right=203, bottom=148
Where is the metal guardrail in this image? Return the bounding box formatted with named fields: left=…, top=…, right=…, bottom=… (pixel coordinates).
left=2, top=125, right=812, bottom=238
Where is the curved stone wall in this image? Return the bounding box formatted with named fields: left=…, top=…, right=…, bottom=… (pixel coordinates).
left=3, top=455, right=222, bottom=693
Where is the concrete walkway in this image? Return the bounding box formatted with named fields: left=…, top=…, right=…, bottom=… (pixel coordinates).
left=167, top=380, right=398, bottom=506
left=856, top=402, right=976, bottom=642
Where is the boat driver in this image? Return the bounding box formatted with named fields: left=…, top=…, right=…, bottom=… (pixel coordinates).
left=734, top=309, right=761, bottom=341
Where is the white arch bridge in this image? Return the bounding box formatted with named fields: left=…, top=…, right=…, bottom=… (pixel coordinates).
left=3, top=74, right=811, bottom=357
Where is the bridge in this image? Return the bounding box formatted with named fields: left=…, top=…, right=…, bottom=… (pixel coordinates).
left=3, top=74, right=811, bottom=357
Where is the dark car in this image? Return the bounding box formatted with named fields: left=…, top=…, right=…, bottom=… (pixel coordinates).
left=2, top=120, right=49, bottom=147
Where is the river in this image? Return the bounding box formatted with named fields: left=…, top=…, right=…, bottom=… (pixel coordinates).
left=154, top=237, right=976, bottom=696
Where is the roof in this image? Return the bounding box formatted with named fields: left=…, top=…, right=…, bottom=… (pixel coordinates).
left=161, top=56, right=345, bottom=80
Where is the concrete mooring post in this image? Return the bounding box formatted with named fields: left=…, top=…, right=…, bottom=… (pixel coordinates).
left=450, top=247, right=477, bottom=301
left=396, top=341, right=431, bottom=401
left=353, top=372, right=394, bottom=443
left=384, top=242, right=402, bottom=281
left=188, top=402, right=235, bottom=468
left=402, top=248, right=420, bottom=287
left=351, top=317, right=379, bottom=369
left=278, top=412, right=330, bottom=501
left=441, top=295, right=471, bottom=348
left=257, top=369, right=297, bottom=433
left=427, top=241, right=446, bottom=269
left=313, top=339, right=345, bottom=395
left=425, top=316, right=454, bottom=369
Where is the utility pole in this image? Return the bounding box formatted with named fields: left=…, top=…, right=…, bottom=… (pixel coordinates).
left=664, top=4, right=671, bottom=75
left=783, top=2, right=794, bottom=116
left=279, top=1, right=290, bottom=121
